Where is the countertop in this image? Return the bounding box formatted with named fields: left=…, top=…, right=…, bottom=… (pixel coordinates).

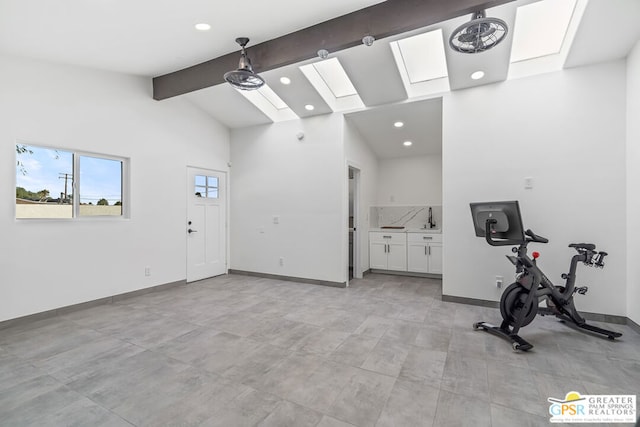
left=369, top=228, right=442, bottom=234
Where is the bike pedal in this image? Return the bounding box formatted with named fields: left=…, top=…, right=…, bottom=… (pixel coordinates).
left=576, top=286, right=589, bottom=295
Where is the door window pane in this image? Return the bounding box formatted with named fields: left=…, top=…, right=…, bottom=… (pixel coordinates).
left=194, top=175, right=219, bottom=199
left=16, top=145, right=73, bottom=219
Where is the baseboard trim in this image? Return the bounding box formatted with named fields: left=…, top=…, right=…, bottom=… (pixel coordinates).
left=229, top=270, right=346, bottom=288
left=442, top=294, right=499, bottom=308
left=442, top=294, right=633, bottom=329
left=628, top=318, right=640, bottom=334
left=370, top=269, right=443, bottom=279
left=0, top=279, right=187, bottom=330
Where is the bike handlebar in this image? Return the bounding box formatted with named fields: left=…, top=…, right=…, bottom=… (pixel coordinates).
left=525, top=229, right=548, bottom=244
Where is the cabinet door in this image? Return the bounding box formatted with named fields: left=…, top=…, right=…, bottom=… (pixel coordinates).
left=370, top=241, right=388, bottom=269
left=387, top=242, right=407, bottom=271
left=428, top=243, right=443, bottom=274
left=407, top=243, right=428, bottom=273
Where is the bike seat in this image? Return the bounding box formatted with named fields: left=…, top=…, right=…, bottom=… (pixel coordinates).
left=569, top=243, right=596, bottom=251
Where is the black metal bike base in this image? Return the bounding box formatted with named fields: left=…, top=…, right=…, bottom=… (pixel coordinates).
left=473, top=321, right=534, bottom=351
left=538, top=309, right=623, bottom=340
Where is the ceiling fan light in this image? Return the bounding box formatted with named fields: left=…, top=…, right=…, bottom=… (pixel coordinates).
left=224, top=37, right=265, bottom=91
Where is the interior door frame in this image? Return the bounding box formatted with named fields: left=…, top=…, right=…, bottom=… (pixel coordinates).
left=348, top=163, right=363, bottom=282
left=186, top=165, right=229, bottom=282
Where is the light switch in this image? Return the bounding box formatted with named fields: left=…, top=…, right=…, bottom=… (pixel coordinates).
left=524, top=177, right=533, bottom=189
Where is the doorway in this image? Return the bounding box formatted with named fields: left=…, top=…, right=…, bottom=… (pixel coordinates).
left=186, top=167, right=227, bottom=282
left=348, top=165, right=362, bottom=282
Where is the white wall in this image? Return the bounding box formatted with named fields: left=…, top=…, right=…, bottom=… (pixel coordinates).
left=377, top=155, right=442, bottom=205
left=344, top=118, right=379, bottom=273
left=229, top=114, right=346, bottom=284
left=627, top=41, right=640, bottom=325
left=0, top=54, right=230, bottom=322
left=443, top=61, right=627, bottom=316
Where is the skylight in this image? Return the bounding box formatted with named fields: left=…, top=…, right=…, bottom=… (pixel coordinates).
left=510, top=0, right=577, bottom=63
left=237, top=84, right=298, bottom=122
left=395, top=29, right=448, bottom=83
left=391, top=29, right=450, bottom=98
left=256, top=85, right=288, bottom=110
left=300, top=58, right=364, bottom=112
left=311, top=57, right=358, bottom=98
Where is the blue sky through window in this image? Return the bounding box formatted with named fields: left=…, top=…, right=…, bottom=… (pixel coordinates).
left=16, top=145, right=122, bottom=205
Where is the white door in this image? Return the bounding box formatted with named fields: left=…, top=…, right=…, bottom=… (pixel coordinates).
left=387, top=242, right=407, bottom=271
left=187, top=167, right=226, bottom=282
left=369, top=242, right=388, bottom=269
left=428, top=244, right=443, bottom=274
left=407, top=243, right=428, bottom=273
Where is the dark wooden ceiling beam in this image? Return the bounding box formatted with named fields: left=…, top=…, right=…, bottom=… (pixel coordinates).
left=153, top=0, right=515, bottom=100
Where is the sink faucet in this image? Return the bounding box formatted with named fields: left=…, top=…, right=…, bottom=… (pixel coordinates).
left=428, top=207, right=435, bottom=229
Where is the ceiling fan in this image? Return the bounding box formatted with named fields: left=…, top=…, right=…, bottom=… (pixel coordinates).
left=449, top=10, right=508, bottom=54
left=224, top=37, right=265, bottom=90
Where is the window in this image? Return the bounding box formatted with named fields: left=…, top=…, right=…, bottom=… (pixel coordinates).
left=194, top=175, right=218, bottom=199
left=15, top=143, right=127, bottom=219
left=78, top=155, right=123, bottom=216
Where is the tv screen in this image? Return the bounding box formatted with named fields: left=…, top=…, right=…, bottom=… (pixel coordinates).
left=470, top=201, right=525, bottom=243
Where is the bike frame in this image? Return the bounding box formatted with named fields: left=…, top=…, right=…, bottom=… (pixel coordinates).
left=506, top=243, right=588, bottom=325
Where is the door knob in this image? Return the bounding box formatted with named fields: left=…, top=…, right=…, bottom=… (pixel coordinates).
left=188, top=228, right=197, bottom=234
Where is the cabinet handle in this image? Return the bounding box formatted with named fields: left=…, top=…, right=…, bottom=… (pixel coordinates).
left=429, top=246, right=431, bottom=256
left=425, top=246, right=427, bottom=255
left=423, top=236, right=433, bottom=240
left=383, top=235, right=392, bottom=239
left=387, top=244, right=390, bottom=253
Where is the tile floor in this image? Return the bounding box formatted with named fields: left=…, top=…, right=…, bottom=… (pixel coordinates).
left=0, top=273, right=638, bottom=427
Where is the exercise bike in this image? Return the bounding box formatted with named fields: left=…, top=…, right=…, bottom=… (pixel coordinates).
left=470, top=201, right=622, bottom=351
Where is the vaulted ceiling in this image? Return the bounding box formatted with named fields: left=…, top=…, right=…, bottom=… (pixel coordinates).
left=1, top=0, right=639, bottom=159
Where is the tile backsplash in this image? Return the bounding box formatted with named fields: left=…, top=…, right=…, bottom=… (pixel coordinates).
left=370, top=205, right=442, bottom=229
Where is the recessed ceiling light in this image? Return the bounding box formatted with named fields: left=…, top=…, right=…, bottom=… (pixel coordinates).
left=305, top=104, right=315, bottom=111
left=403, top=141, right=413, bottom=147
left=394, top=121, right=404, bottom=128
left=471, top=71, right=485, bottom=80
left=195, top=23, right=211, bottom=31
left=280, top=77, right=291, bottom=85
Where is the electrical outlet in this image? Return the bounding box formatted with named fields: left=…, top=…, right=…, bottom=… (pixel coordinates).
left=273, top=216, right=280, bottom=224
left=279, top=257, right=284, bottom=266
left=496, top=275, right=503, bottom=288
left=145, top=267, right=151, bottom=277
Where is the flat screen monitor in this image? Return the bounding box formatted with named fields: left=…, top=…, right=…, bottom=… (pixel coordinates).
left=470, top=201, right=525, bottom=243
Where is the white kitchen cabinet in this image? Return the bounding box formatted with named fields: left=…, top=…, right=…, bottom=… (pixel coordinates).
left=369, top=232, right=407, bottom=271
left=407, top=233, right=442, bottom=274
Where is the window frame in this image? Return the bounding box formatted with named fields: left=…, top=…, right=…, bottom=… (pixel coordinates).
left=15, top=141, right=130, bottom=221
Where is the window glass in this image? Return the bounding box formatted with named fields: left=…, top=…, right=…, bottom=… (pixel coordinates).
left=15, top=143, right=126, bottom=219
left=78, top=156, right=123, bottom=216
left=15, top=145, right=73, bottom=219
left=194, top=175, right=219, bottom=199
